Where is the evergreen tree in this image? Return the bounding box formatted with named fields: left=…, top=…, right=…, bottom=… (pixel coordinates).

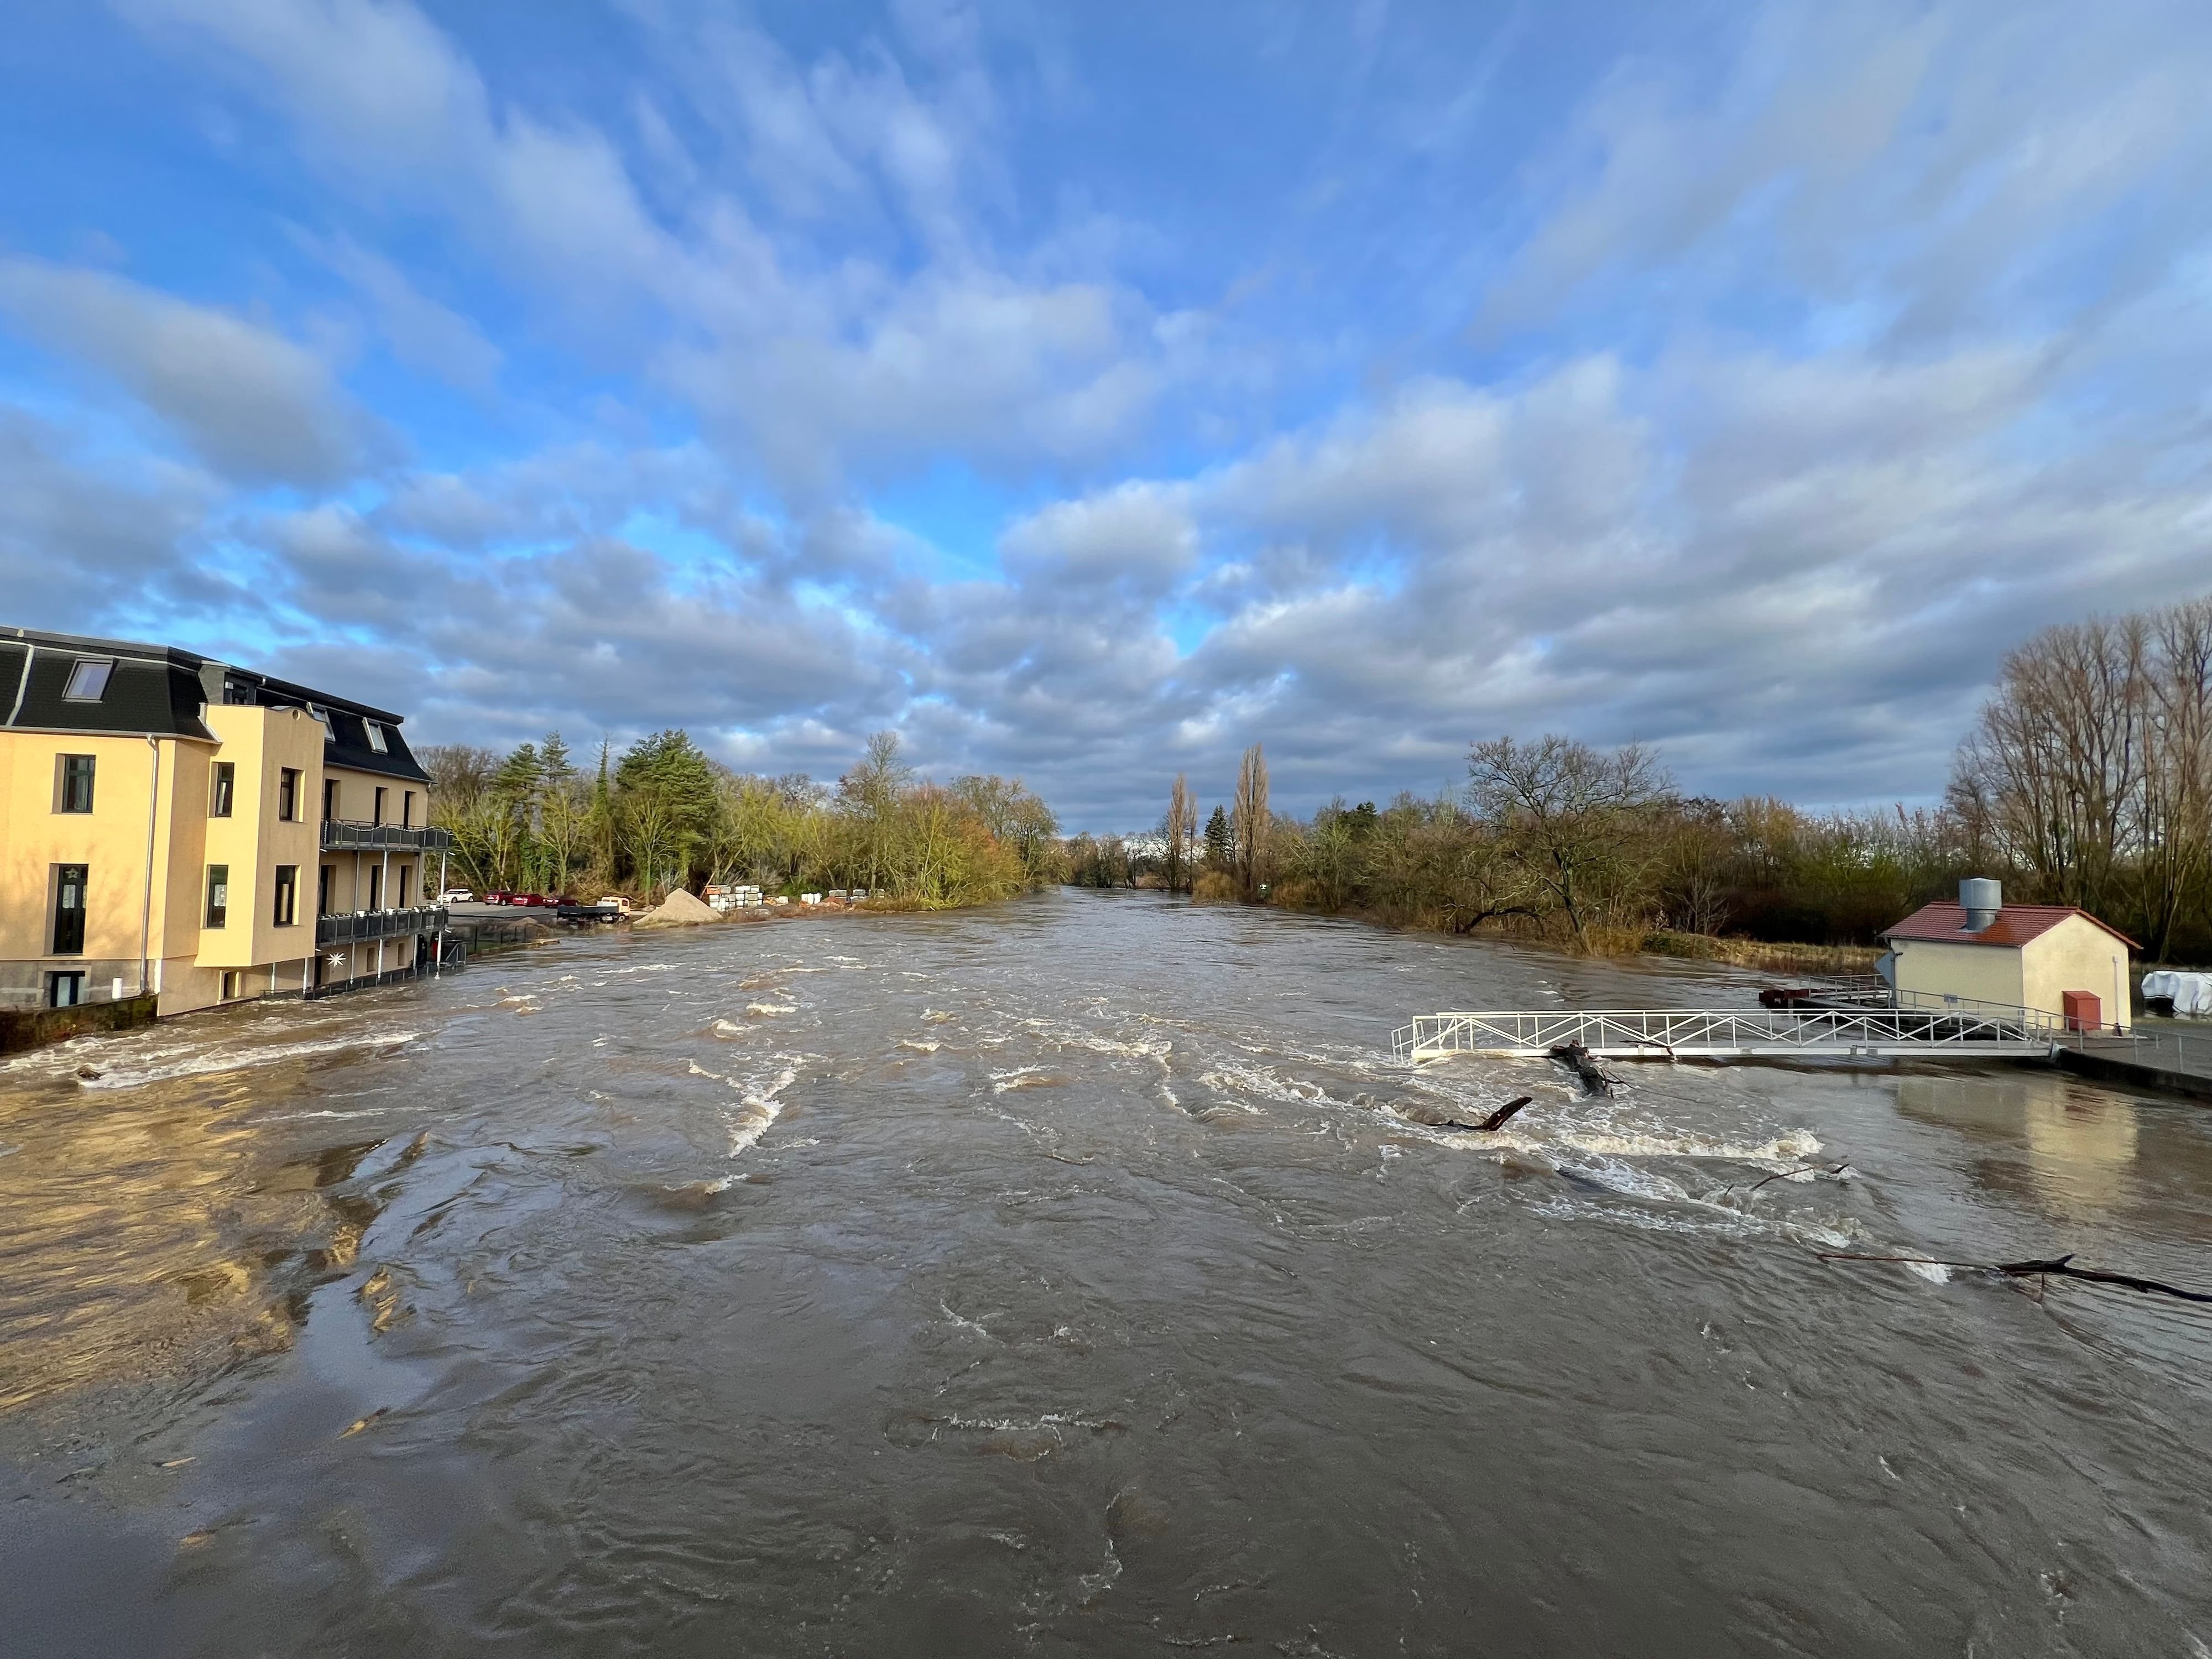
left=615, top=729, right=721, bottom=889
left=541, top=731, right=577, bottom=782
left=1204, top=805, right=1232, bottom=872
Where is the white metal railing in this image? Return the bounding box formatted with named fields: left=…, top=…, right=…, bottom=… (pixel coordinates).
left=316, top=905, right=448, bottom=946
left=1392, top=1005, right=2062, bottom=1063
left=2067, top=1025, right=2212, bottom=1084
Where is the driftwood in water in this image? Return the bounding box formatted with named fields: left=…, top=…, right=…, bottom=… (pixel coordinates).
left=1432, top=1095, right=1535, bottom=1134
left=1478, top=1095, right=1534, bottom=1132
left=1818, top=1250, right=2212, bottom=1306
left=1548, top=1042, right=1613, bottom=1096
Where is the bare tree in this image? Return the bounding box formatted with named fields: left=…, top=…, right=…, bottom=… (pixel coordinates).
left=2138, top=598, right=2212, bottom=959
left=1232, top=743, right=1270, bottom=900
left=1469, top=735, right=1671, bottom=947
left=1162, top=773, right=1197, bottom=893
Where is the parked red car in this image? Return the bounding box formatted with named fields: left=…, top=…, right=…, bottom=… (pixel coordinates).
left=484, top=890, right=554, bottom=907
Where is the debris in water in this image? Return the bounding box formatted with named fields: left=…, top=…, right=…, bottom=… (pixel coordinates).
left=339, top=1407, right=390, bottom=1438
left=1741, top=1162, right=1851, bottom=1194
left=1818, top=1251, right=2212, bottom=1305
left=76, top=1066, right=101, bottom=1081
left=1430, top=1096, right=1535, bottom=1134
left=1548, top=1043, right=1614, bottom=1096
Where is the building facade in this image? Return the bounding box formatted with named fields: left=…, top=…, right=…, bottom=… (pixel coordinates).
left=1880, top=879, right=2135, bottom=1034
left=1, top=628, right=450, bottom=1016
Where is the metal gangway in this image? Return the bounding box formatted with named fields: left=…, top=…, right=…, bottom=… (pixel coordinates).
left=1394, top=996, right=2067, bottom=1065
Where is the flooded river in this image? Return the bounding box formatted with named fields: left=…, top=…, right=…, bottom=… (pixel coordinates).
left=3, top=889, right=2210, bottom=1655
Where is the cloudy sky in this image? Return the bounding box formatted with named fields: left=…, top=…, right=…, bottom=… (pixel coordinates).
left=3, top=1, right=2209, bottom=827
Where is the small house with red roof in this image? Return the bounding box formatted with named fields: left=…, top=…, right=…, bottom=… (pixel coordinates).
left=1880, top=878, right=2136, bottom=1034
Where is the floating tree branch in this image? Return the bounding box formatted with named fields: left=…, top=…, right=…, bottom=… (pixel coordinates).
left=1817, top=1251, right=2212, bottom=1306
left=1548, top=1043, right=1614, bottom=1097
left=1741, top=1161, right=1851, bottom=1194
left=1430, top=1095, right=1536, bottom=1134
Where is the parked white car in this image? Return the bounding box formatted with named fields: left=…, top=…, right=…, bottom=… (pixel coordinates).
left=439, top=890, right=474, bottom=904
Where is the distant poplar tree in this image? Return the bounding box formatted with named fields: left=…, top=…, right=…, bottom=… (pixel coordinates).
left=1162, top=773, right=1197, bottom=893
left=1233, top=743, right=1270, bottom=899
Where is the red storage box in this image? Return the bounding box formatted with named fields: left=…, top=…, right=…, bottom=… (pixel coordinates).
left=2062, top=990, right=2101, bottom=1033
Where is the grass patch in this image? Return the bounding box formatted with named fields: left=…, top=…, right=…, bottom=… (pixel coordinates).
left=1642, top=931, right=1881, bottom=977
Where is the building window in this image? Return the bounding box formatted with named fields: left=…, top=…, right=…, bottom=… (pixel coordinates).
left=365, top=721, right=389, bottom=754
left=403, top=790, right=415, bottom=828
left=368, top=865, right=383, bottom=910
left=205, top=864, right=229, bottom=929
left=55, top=754, right=96, bottom=813
left=323, top=777, right=340, bottom=822
left=62, top=659, right=114, bottom=701
left=273, top=864, right=298, bottom=927
left=47, top=971, right=86, bottom=1009
left=308, top=705, right=334, bottom=742
left=397, top=864, right=413, bottom=907
left=51, top=864, right=88, bottom=955
left=373, top=785, right=387, bottom=826
left=210, top=760, right=235, bottom=817
left=317, top=864, right=335, bottom=917
left=220, top=970, right=242, bottom=1001
left=278, top=768, right=301, bottom=821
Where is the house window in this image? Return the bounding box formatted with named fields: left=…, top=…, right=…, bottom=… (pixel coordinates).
left=220, top=970, right=242, bottom=1001
left=62, top=660, right=113, bottom=701
left=323, top=778, right=340, bottom=822
left=309, top=705, right=334, bottom=742
left=368, top=865, right=383, bottom=910
left=397, top=864, right=413, bottom=907
left=278, top=768, right=301, bottom=821
left=402, top=790, right=415, bottom=828
left=317, top=864, right=335, bottom=917
left=273, top=865, right=299, bottom=926
left=205, top=864, right=229, bottom=928
left=56, top=754, right=96, bottom=813
left=210, top=761, right=235, bottom=817
left=46, top=971, right=86, bottom=1009
left=365, top=721, right=389, bottom=754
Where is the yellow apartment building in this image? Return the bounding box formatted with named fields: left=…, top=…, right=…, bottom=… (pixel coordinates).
left=1, top=627, right=451, bottom=1017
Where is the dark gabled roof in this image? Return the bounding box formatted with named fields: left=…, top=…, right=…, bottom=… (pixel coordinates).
left=1882, top=901, right=2139, bottom=952
left=1, top=627, right=430, bottom=783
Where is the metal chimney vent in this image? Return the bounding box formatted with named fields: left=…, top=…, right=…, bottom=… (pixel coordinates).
left=1959, top=877, right=2001, bottom=932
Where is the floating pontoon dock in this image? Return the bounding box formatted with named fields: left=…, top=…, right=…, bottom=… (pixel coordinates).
left=1393, top=1004, right=2058, bottom=1064
left=1394, top=997, right=2212, bottom=1101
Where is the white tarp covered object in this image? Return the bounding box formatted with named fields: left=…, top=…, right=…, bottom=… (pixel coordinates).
left=2141, top=971, right=2212, bottom=1015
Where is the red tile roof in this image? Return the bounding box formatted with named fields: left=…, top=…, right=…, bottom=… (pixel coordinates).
left=1881, top=902, right=2138, bottom=951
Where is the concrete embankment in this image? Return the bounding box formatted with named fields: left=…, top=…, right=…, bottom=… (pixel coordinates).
left=1, top=994, right=161, bottom=1056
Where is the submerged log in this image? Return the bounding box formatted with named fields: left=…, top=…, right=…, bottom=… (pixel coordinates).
left=1548, top=1043, right=1613, bottom=1096
left=1817, top=1250, right=2212, bottom=1305
left=1431, top=1095, right=1535, bottom=1134
left=1478, top=1095, right=1535, bottom=1132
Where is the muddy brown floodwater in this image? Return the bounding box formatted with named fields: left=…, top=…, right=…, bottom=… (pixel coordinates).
left=3, top=889, right=2210, bottom=1655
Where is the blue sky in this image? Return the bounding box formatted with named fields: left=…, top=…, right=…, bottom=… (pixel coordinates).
left=3, top=1, right=2209, bottom=828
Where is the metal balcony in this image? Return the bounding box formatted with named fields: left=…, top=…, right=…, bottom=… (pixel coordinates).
left=316, top=905, right=448, bottom=947
left=320, top=818, right=453, bottom=853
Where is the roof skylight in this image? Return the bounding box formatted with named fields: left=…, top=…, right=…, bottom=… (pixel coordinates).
left=62, top=660, right=113, bottom=702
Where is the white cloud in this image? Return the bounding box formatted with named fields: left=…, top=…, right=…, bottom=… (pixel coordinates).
left=0, top=258, right=382, bottom=484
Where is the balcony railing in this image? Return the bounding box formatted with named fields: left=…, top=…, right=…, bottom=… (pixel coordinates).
left=320, top=818, right=453, bottom=853
left=316, top=905, right=448, bottom=946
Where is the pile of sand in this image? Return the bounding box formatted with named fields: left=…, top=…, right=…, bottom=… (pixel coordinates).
left=634, top=888, right=721, bottom=928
